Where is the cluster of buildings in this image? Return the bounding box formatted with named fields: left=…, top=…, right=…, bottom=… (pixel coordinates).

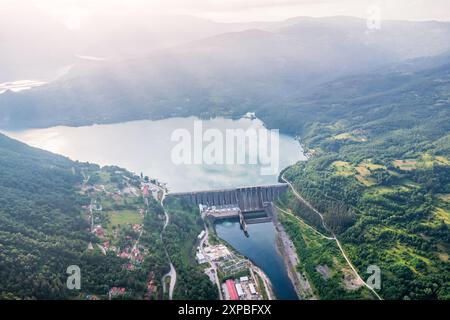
left=200, top=205, right=242, bottom=220
left=116, top=244, right=146, bottom=265
left=108, top=287, right=126, bottom=299
left=196, top=241, right=262, bottom=300
left=101, top=241, right=117, bottom=253
left=196, top=244, right=232, bottom=265
left=204, top=244, right=232, bottom=261
left=223, top=276, right=260, bottom=300
left=141, top=182, right=162, bottom=200
left=196, top=243, right=248, bottom=276
left=92, top=224, right=105, bottom=238
left=132, top=223, right=143, bottom=233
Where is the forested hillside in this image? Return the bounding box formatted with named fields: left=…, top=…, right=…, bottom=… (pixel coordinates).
left=279, top=54, right=450, bottom=299
left=0, top=134, right=165, bottom=299
left=1, top=17, right=450, bottom=130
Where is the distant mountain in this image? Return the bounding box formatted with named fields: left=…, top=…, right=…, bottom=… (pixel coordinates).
left=1, top=16, right=450, bottom=129
left=0, top=9, right=297, bottom=82
left=269, top=51, right=450, bottom=137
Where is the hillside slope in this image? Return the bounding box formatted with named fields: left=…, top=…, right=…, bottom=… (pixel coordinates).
left=1, top=17, right=450, bottom=129
left=279, top=54, right=450, bottom=300
left=0, top=134, right=150, bottom=299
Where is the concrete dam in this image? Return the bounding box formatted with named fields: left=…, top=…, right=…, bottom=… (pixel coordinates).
left=168, top=184, right=288, bottom=213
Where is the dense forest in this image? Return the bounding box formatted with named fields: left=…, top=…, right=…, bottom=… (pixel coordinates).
left=163, top=198, right=218, bottom=300
left=0, top=134, right=170, bottom=299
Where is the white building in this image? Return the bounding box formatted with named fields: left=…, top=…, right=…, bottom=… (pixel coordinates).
left=196, top=252, right=207, bottom=264
left=249, top=283, right=257, bottom=295
left=235, top=283, right=244, bottom=297
left=198, top=230, right=206, bottom=240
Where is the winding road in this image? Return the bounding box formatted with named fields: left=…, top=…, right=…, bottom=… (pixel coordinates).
left=199, top=224, right=223, bottom=300
left=158, top=187, right=177, bottom=300
left=281, top=173, right=383, bottom=300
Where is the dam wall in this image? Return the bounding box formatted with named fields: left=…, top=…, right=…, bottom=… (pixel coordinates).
left=168, top=184, right=287, bottom=212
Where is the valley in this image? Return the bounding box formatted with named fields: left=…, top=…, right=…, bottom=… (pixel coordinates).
left=0, top=8, right=449, bottom=302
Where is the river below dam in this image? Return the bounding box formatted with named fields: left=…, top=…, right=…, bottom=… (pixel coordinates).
left=215, top=219, right=299, bottom=300
left=2, top=116, right=306, bottom=300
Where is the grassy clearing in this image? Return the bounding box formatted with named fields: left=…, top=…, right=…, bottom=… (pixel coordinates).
left=331, top=161, right=353, bottom=176
left=355, top=175, right=376, bottom=187
left=437, top=194, right=450, bottom=203
left=331, top=160, right=384, bottom=186
left=393, top=159, right=418, bottom=171
left=393, top=154, right=450, bottom=171
left=333, top=132, right=367, bottom=142
left=364, top=163, right=385, bottom=170
left=368, top=185, right=409, bottom=196
left=356, top=165, right=370, bottom=176
left=436, top=244, right=449, bottom=262
left=434, top=207, right=450, bottom=225
left=438, top=252, right=449, bottom=262
left=435, top=156, right=450, bottom=165
left=422, top=207, right=450, bottom=228
left=386, top=244, right=433, bottom=274
left=107, top=209, right=143, bottom=230
left=363, top=225, right=408, bottom=241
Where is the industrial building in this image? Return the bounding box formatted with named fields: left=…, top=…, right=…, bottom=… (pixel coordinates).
left=196, top=251, right=207, bottom=264
left=235, top=283, right=244, bottom=298
left=249, top=283, right=257, bottom=295
left=197, top=230, right=206, bottom=240
left=225, top=279, right=239, bottom=300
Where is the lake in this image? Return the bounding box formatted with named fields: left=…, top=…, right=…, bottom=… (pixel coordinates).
left=2, top=117, right=306, bottom=192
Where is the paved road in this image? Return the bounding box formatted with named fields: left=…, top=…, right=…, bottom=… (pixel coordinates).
left=281, top=173, right=383, bottom=300
left=158, top=188, right=177, bottom=300
left=199, top=223, right=223, bottom=300
left=275, top=205, right=334, bottom=240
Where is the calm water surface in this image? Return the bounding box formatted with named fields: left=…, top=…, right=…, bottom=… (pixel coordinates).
left=3, top=117, right=306, bottom=192
left=215, top=220, right=298, bottom=300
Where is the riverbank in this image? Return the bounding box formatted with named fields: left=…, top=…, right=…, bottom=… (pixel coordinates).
left=273, top=206, right=316, bottom=300
left=275, top=222, right=316, bottom=300
left=208, top=223, right=276, bottom=300
left=249, top=264, right=275, bottom=300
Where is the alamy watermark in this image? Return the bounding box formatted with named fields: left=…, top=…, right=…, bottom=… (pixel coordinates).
left=66, top=265, right=81, bottom=290
left=170, top=120, right=280, bottom=175
left=366, top=265, right=381, bottom=290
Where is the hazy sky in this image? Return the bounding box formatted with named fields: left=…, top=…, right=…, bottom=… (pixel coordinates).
left=3, top=0, right=450, bottom=24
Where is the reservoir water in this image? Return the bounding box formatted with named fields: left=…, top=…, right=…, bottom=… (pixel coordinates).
left=2, top=116, right=305, bottom=299
left=2, top=117, right=305, bottom=192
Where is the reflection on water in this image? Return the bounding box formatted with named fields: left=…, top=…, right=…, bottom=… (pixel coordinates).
left=215, top=220, right=298, bottom=300
left=2, top=117, right=306, bottom=192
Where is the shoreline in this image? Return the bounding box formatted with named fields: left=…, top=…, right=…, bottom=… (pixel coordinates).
left=273, top=206, right=316, bottom=300
left=249, top=263, right=275, bottom=300
left=209, top=221, right=276, bottom=300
